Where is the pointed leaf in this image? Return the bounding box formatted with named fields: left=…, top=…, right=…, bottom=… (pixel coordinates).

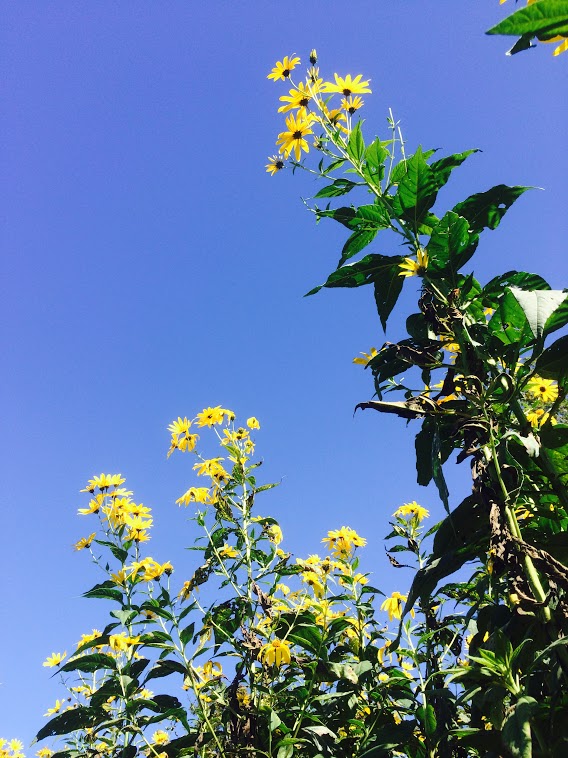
left=314, top=179, right=357, bottom=199
left=510, top=287, right=567, bottom=339
left=430, top=149, right=480, bottom=190
left=59, top=653, right=117, bottom=674
left=452, top=185, right=530, bottom=234
left=487, top=0, right=568, bottom=39
left=35, top=707, right=107, bottom=741
left=305, top=253, right=404, bottom=296
left=339, top=228, right=378, bottom=266
left=346, top=121, right=365, bottom=163
left=392, top=148, right=439, bottom=228
left=427, top=211, right=478, bottom=274
left=535, top=335, right=568, bottom=380
left=502, top=696, right=538, bottom=758
left=373, top=259, right=405, bottom=330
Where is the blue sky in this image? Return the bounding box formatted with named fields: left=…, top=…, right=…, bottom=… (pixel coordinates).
left=1, top=1, right=566, bottom=744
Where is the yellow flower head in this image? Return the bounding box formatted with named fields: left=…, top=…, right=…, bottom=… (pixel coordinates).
left=278, top=81, right=318, bottom=114
left=196, top=406, right=226, bottom=427
left=73, top=532, right=97, bottom=551
left=321, top=73, right=372, bottom=96
left=393, top=501, right=430, bottom=522
left=267, top=55, right=301, bottom=81
left=247, top=416, right=261, bottom=430
left=322, top=526, right=366, bottom=558
left=526, top=408, right=555, bottom=428
left=380, top=592, right=410, bottom=622
left=176, top=486, right=212, bottom=506
left=219, top=543, right=239, bottom=559
left=276, top=112, right=315, bottom=161
left=526, top=376, right=558, bottom=403
left=266, top=155, right=285, bottom=176
left=353, top=347, right=378, bottom=366
left=43, top=651, right=66, bottom=668
left=259, top=637, right=292, bottom=667
left=266, top=524, right=283, bottom=545
left=152, top=731, right=170, bottom=746
left=81, top=473, right=125, bottom=493
left=341, top=95, right=364, bottom=114
left=399, top=248, right=428, bottom=278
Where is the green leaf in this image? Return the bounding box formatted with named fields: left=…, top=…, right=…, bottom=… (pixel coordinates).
left=339, top=228, right=378, bottom=266
left=535, top=335, right=568, bottom=380
left=482, top=271, right=550, bottom=305
left=416, top=703, right=437, bottom=737
left=544, top=294, right=568, bottom=335
left=415, top=419, right=434, bottom=487
left=288, top=624, right=323, bottom=655
left=374, top=258, right=405, bottom=330
left=305, top=253, right=404, bottom=296
left=83, top=581, right=123, bottom=603
left=510, top=287, right=567, bottom=339
left=502, top=696, right=538, bottom=758
left=35, top=707, right=107, bottom=741
left=392, top=148, right=439, bottom=229
left=432, top=424, right=450, bottom=513
left=346, top=121, right=365, bottom=163
left=59, top=653, right=117, bottom=674
left=314, top=179, right=357, bottom=198
left=488, top=289, right=534, bottom=347
left=94, top=540, right=128, bottom=564
left=430, top=149, right=480, bottom=190
left=427, top=211, right=478, bottom=275
left=487, top=0, right=568, bottom=39
left=433, top=496, right=489, bottom=559
left=179, top=622, right=195, bottom=647
left=452, top=185, right=530, bottom=234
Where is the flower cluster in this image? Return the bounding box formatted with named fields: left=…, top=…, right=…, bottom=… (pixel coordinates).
left=266, top=50, right=371, bottom=174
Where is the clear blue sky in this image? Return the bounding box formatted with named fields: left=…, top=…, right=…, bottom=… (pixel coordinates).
left=1, top=1, right=566, bottom=744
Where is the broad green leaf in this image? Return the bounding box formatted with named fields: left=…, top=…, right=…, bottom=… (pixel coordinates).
left=482, top=271, right=550, bottom=305
left=94, top=539, right=128, bottom=564
left=535, top=335, right=568, bottom=380
left=314, top=179, right=357, bottom=199
left=35, top=706, right=107, bottom=741
left=270, top=709, right=282, bottom=732
left=373, top=257, right=405, bottom=330
left=59, top=653, right=117, bottom=674
left=415, top=419, right=435, bottom=487
left=392, top=147, right=439, bottom=229
left=452, top=185, right=530, bottom=234
left=356, top=202, right=390, bottom=226
left=305, top=253, right=404, bottom=296
left=502, top=696, right=538, bottom=758
left=432, top=424, right=450, bottom=512
left=315, top=205, right=358, bottom=229
left=288, top=624, right=323, bottom=655
left=539, top=423, right=568, bottom=450
left=416, top=703, right=437, bottom=737
left=427, top=211, right=478, bottom=275
left=487, top=0, right=568, bottom=39
left=346, top=121, right=365, bottom=163
left=543, top=293, right=568, bottom=335
left=339, top=228, right=378, bottom=266
left=430, top=149, right=480, bottom=190
left=488, top=289, right=534, bottom=347
left=144, top=659, right=187, bottom=682
left=510, top=287, right=567, bottom=339
left=433, top=496, right=489, bottom=558
left=179, top=622, right=195, bottom=647
left=83, top=581, right=123, bottom=603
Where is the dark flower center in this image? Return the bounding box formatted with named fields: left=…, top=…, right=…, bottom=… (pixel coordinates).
left=292, top=130, right=303, bottom=139
left=299, top=97, right=309, bottom=106
left=342, top=88, right=352, bottom=96
left=283, top=69, right=290, bottom=77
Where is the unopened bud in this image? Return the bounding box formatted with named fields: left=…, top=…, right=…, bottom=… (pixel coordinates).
left=309, top=48, right=317, bottom=65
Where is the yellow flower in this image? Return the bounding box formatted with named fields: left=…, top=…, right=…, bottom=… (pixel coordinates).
left=322, top=526, right=366, bottom=558
left=259, top=638, right=292, bottom=667
left=219, top=543, right=239, bottom=559
left=393, top=501, right=430, bottom=522
left=378, top=672, right=389, bottom=683
left=399, top=248, right=428, bottom=277
left=267, top=55, right=301, bottom=81
left=37, top=749, right=53, bottom=758
left=81, top=474, right=125, bottom=493
left=108, top=632, right=141, bottom=652
left=44, top=698, right=66, bottom=716
left=176, top=486, right=212, bottom=506
left=247, top=416, right=261, bottom=430
left=278, top=81, right=318, bottom=114
left=266, top=524, right=283, bottom=545
left=526, top=408, right=555, bottom=428
left=380, top=592, right=408, bottom=622
left=353, top=347, right=378, bottom=366
left=193, top=458, right=227, bottom=477
left=266, top=155, right=285, bottom=176
left=321, top=74, right=372, bottom=96
left=168, top=416, right=192, bottom=436
left=43, top=651, right=66, bottom=668
left=73, top=532, right=97, bottom=551
left=276, top=112, right=314, bottom=161
left=526, top=376, right=558, bottom=403
left=341, top=95, right=364, bottom=114
left=77, top=493, right=105, bottom=515
left=377, top=640, right=392, bottom=665
left=152, top=731, right=170, bottom=746
left=196, top=406, right=226, bottom=427
left=302, top=571, right=325, bottom=598
left=236, top=686, right=251, bottom=707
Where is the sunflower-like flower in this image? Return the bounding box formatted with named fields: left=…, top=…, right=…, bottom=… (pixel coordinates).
left=43, top=651, right=67, bottom=668
left=266, top=155, right=285, bottom=176
left=341, top=95, right=364, bottom=114
left=276, top=112, right=315, bottom=161
left=267, top=55, right=301, bottom=81
left=74, top=532, right=97, bottom=551
left=393, top=501, right=430, bottom=522
left=278, top=81, right=318, bottom=114
left=399, top=248, right=429, bottom=277
left=321, top=73, right=371, bottom=96
left=380, top=591, right=410, bottom=622
left=526, top=376, right=558, bottom=403
left=353, top=347, right=378, bottom=366
left=258, top=637, right=292, bottom=667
